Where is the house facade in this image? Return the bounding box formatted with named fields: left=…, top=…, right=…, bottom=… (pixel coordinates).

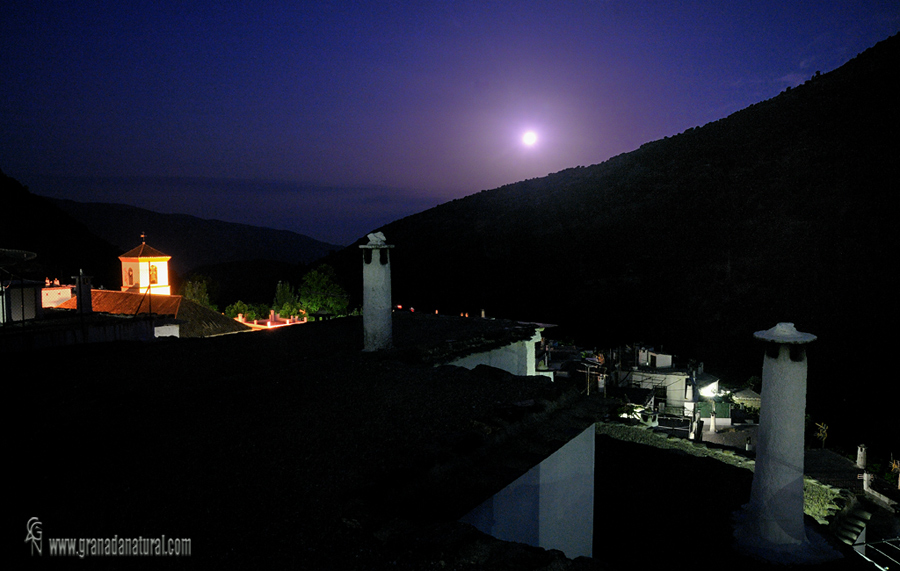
left=619, top=348, right=727, bottom=430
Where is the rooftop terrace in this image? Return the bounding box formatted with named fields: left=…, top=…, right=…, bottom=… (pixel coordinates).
left=12, top=313, right=884, bottom=569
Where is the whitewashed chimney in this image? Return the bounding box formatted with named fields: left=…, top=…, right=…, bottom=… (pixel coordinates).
left=856, top=444, right=867, bottom=470
left=360, top=232, right=394, bottom=351
left=743, top=322, right=816, bottom=548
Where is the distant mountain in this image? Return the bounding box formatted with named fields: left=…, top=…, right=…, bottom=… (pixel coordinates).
left=324, top=32, right=899, bottom=439
left=2, top=173, right=339, bottom=299
left=1, top=170, right=122, bottom=287
left=50, top=199, right=340, bottom=275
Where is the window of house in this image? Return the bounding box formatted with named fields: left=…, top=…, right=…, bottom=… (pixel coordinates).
left=149, top=265, right=158, bottom=285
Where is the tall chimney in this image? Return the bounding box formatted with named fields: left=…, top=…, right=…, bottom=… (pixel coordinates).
left=360, top=233, right=394, bottom=351
left=736, top=322, right=826, bottom=560
left=856, top=444, right=867, bottom=470
left=72, top=269, right=93, bottom=315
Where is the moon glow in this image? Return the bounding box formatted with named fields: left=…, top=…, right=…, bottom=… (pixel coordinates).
left=522, top=131, right=537, bottom=146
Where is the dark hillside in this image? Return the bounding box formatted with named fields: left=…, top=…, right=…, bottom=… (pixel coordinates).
left=326, top=34, right=899, bottom=450
left=51, top=199, right=339, bottom=274
left=2, top=181, right=336, bottom=302
left=1, top=170, right=121, bottom=287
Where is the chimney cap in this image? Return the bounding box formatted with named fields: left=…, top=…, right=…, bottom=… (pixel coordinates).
left=754, top=322, right=816, bottom=344
left=359, top=231, right=394, bottom=249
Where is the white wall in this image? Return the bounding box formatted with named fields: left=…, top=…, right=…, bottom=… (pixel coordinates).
left=121, top=260, right=170, bottom=295
left=154, top=323, right=180, bottom=338
left=42, top=286, right=73, bottom=308
left=653, top=352, right=673, bottom=368
left=1, top=284, right=41, bottom=323
left=449, top=331, right=542, bottom=376
left=637, top=349, right=673, bottom=368
left=630, top=370, right=689, bottom=413
left=460, top=425, right=595, bottom=558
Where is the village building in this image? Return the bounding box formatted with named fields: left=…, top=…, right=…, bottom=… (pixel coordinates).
left=615, top=347, right=727, bottom=431
left=9, top=234, right=898, bottom=566
left=447, top=325, right=551, bottom=379
left=0, top=278, right=43, bottom=325
left=52, top=289, right=249, bottom=339
left=1, top=238, right=248, bottom=350
left=359, top=234, right=553, bottom=379
left=41, top=277, right=73, bottom=308
left=731, top=387, right=762, bottom=410
left=54, top=238, right=249, bottom=338
left=119, top=236, right=172, bottom=295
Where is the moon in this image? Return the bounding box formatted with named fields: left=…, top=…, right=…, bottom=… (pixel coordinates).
left=522, top=131, right=537, bottom=146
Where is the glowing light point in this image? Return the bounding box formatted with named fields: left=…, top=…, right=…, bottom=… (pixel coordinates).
left=522, top=131, right=537, bottom=146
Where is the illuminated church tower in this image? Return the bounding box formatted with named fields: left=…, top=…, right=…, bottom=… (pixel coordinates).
left=119, top=234, right=171, bottom=295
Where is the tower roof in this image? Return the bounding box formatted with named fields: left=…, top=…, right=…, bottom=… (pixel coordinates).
left=119, top=242, right=171, bottom=260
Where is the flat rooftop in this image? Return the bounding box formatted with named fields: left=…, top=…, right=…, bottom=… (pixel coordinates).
left=12, top=314, right=875, bottom=569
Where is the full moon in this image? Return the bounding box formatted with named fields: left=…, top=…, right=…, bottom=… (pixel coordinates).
left=522, top=131, right=537, bottom=146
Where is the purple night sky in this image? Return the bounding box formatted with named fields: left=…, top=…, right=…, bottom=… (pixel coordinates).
left=2, top=1, right=898, bottom=245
